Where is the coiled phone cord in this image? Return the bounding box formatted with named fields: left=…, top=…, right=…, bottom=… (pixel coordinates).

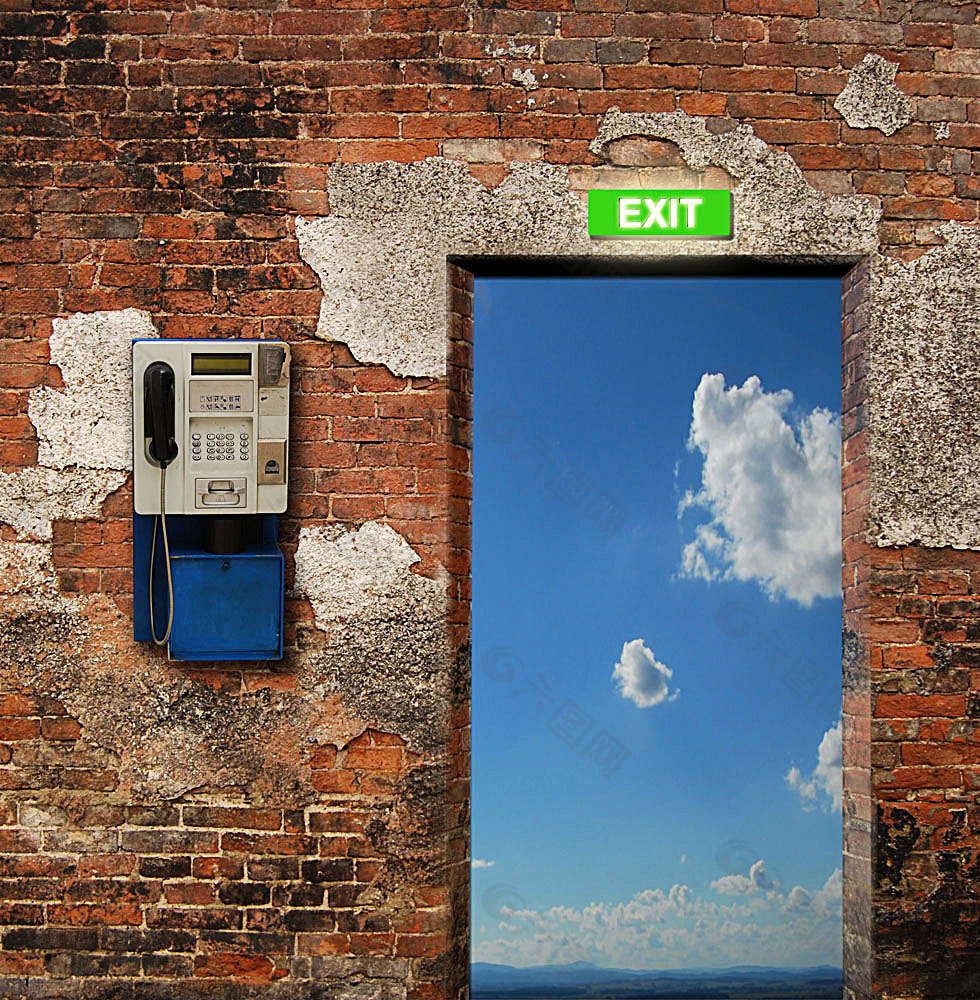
left=148, top=465, right=174, bottom=646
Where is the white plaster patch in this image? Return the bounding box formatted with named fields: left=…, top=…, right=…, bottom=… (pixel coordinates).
left=833, top=54, right=913, bottom=136
left=297, top=111, right=878, bottom=377
left=511, top=66, right=539, bottom=90
left=293, top=520, right=441, bottom=626
left=292, top=520, right=451, bottom=753
left=0, top=308, right=152, bottom=542
left=29, top=308, right=157, bottom=470
left=868, top=223, right=980, bottom=549
left=488, top=41, right=537, bottom=59
left=296, top=159, right=589, bottom=378
left=590, top=109, right=881, bottom=256
left=0, top=466, right=126, bottom=540
left=0, top=539, right=58, bottom=593
left=591, top=108, right=771, bottom=178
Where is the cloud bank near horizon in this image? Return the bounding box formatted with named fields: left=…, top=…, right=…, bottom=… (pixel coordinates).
left=473, top=864, right=842, bottom=970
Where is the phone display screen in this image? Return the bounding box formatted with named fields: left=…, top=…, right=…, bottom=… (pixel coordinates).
left=192, top=353, right=252, bottom=376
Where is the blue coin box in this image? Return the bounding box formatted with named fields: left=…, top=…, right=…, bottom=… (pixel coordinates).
left=133, top=512, right=283, bottom=661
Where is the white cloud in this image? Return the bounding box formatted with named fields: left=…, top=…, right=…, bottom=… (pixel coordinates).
left=679, top=373, right=841, bottom=607
left=786, top=719, right=842, bottom=812
left=783, top=869, right=842, bottom=922
left=472, top=858, right=496, bottom=869
left=473, top=867, right=842, bottom=970
left=748, top=859, right=776, bottom=892
left=709, top=859, right=776, bottom=896
left=814, top=867, right=843, bottom=919
left=710, top=873, right=754, bottom=896
left=612, top=639, right=679, bottom=708
left=783, top=885, right=812, bottom=913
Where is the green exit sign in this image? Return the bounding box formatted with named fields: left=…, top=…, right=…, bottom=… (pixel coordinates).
left=588, top=189, right=732, bottom=239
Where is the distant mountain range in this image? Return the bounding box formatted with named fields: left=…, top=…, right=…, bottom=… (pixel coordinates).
left=471, top=960, right=843, bottom=998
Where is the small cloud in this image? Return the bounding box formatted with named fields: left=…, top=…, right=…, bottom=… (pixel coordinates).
left=749, top=859, right=776, bottom=892
left=710, top=873, right=755, bottom=896
left=786, top=720, right=842, bottom=812
left=710, top=859, right=777, bottom=896
left=680, top=854, right=687, bottom=864
left=472, top=859, right=496, bottom=869
left=612, top=639, right=679, bottom=709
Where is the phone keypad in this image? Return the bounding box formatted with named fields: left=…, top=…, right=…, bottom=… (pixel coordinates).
left=190, top=424, right=250, bottom=463
left=207, top=433, right=236, bottom=461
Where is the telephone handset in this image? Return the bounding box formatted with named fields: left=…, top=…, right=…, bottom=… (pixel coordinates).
left=143, top=361, right=178, bottom=469
left=142, top=361, right=179, bottom=646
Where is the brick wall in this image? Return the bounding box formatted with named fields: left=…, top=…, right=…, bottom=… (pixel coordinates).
left=841, top=258, right=871, bottom=999
left=1, top=1, right=979, bottom=997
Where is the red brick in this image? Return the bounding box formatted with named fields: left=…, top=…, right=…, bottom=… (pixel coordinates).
left=195, top=953, right=282, bottom=980
left=875, top=694, right=967, bottom=718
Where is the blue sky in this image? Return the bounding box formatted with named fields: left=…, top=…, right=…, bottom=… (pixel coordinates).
left=471, top=275, right=843, bottom=971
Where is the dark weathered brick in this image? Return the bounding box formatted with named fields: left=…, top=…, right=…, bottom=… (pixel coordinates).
left=301, top=860, right=355, bottom=883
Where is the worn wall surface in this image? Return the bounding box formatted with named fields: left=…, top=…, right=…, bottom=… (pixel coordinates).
left=1, top=4, right=980, bottom=999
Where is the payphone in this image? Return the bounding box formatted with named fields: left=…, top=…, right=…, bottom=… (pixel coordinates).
left=132, top=340, right=290, bottom=661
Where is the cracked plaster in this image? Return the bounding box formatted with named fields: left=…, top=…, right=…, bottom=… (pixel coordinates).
left=29, top=307, right=154, bottom=471
left=0, top=309, right=149, bottom=589
left=0, top=308, right=152, bottom=545
left=297, top=108, right=878, bottom=379
left=833, top=54, right=913, bottom=136
left=868, top=223, right=980, bottom=549
left=293, top=522, right=452, bottom=755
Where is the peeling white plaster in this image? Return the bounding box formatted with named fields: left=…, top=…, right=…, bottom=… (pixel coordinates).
left=868, top=223, right=980, bottom=549
left=293, top=520, right=442, bottom=626
left=29, top=308, right=156, bottom=470
left=0, top=466, right=126, bottom=541
left=0, top=308, right=151, bottom=542
left=511, top=66, right=539, bottom=90
left=292, top=520, right=452, bottom=753
left=590, top=108, right=771, bottom=178
left=935, top=122, right=951, bottom=141
left=487, top=41, right=537, bottom=59
left=833, top=54, right=913, bottom=135
left=297, top=110, right=878, bottom=377
left=0, top=539, right=58, bottom=594
left=295, top=159, right=589, bottom=378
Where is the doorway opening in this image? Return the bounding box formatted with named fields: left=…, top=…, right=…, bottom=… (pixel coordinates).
left=467, top=269, right=847, bottom=999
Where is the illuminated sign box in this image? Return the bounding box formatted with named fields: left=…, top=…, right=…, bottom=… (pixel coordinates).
left=588, top=189, right=732, bottom=239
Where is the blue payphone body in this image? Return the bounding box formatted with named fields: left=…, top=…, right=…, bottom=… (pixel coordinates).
left=132, top=340, right=290, bottom=661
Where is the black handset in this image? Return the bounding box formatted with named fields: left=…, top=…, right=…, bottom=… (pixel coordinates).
left=143, top=361, right=179, bottom=468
